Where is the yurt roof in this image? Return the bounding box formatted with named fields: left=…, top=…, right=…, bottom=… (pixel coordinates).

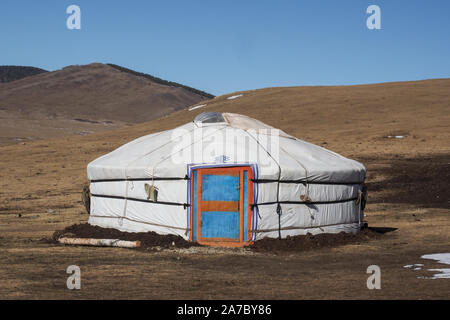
left=87, top=112, right=365, bottom=183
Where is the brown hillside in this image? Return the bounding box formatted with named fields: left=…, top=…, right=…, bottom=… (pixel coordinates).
left=0, top=63, right=210, bottom=146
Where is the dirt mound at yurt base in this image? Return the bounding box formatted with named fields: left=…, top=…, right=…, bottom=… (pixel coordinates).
left=250, top=227, right=385, bottom=253
left=53, top=223, right=198, bottom=250
left=53, top=224, right=387, bottom=252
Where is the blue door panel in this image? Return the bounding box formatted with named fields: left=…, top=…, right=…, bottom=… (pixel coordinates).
left=201, top=211, right=239, bottom=239
left=201, top=174, right=239, bottom=201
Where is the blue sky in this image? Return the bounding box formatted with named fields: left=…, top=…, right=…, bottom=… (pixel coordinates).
left=1, top=0, right=449, bottom=95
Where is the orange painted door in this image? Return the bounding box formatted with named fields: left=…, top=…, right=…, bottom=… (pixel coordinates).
left=191, top=167, right=253, bottom=246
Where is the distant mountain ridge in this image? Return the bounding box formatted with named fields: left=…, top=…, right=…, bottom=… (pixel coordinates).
left=107, top=64, right=214, bottom=99
left=0, top=66, right=48, bottom=83
left=0, top=62, right=213, bottom=146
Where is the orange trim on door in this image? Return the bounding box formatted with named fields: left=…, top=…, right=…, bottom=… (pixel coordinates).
left=190, top=166, right=254, bottom=247
left=201, top=201, right=239, bottom=212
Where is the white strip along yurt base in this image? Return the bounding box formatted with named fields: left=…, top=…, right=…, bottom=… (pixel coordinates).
left=87, top=112, right=366, bottom=246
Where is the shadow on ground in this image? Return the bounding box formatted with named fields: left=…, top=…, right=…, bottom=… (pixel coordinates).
left=357, top=154, right=450, bottom=209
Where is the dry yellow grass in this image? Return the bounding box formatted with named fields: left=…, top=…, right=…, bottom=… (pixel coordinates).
left=0, top=79, right=449, bottom=299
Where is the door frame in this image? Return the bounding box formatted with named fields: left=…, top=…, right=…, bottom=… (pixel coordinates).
left=190, top=166, right=254, bottom=247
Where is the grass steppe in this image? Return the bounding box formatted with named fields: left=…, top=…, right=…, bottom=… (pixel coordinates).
left=0, top=79, right=449, bottom=299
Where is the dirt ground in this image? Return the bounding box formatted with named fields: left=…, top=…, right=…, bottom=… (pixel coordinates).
left=0, top=79, right=449, bottom=299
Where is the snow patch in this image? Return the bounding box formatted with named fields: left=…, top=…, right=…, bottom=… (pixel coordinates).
left=404, top=264, right=423, bottom=269
left=227, top=94, right=243, bottom=100
left=189, top=104, right=207, bottom=111
left=420, top=253, right=450, bottom=279
left=421, top=253, right=450, bottom=265
left=424, top=269, right=450, bottom=279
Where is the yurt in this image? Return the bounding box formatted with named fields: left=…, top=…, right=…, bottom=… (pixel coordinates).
left=87, top=112, right=367, bottom=247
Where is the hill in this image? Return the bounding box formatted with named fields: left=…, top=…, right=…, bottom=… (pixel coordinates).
left=0, top=63, right=212, bottom=146
left=0, top=66, right=48, bottom=83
